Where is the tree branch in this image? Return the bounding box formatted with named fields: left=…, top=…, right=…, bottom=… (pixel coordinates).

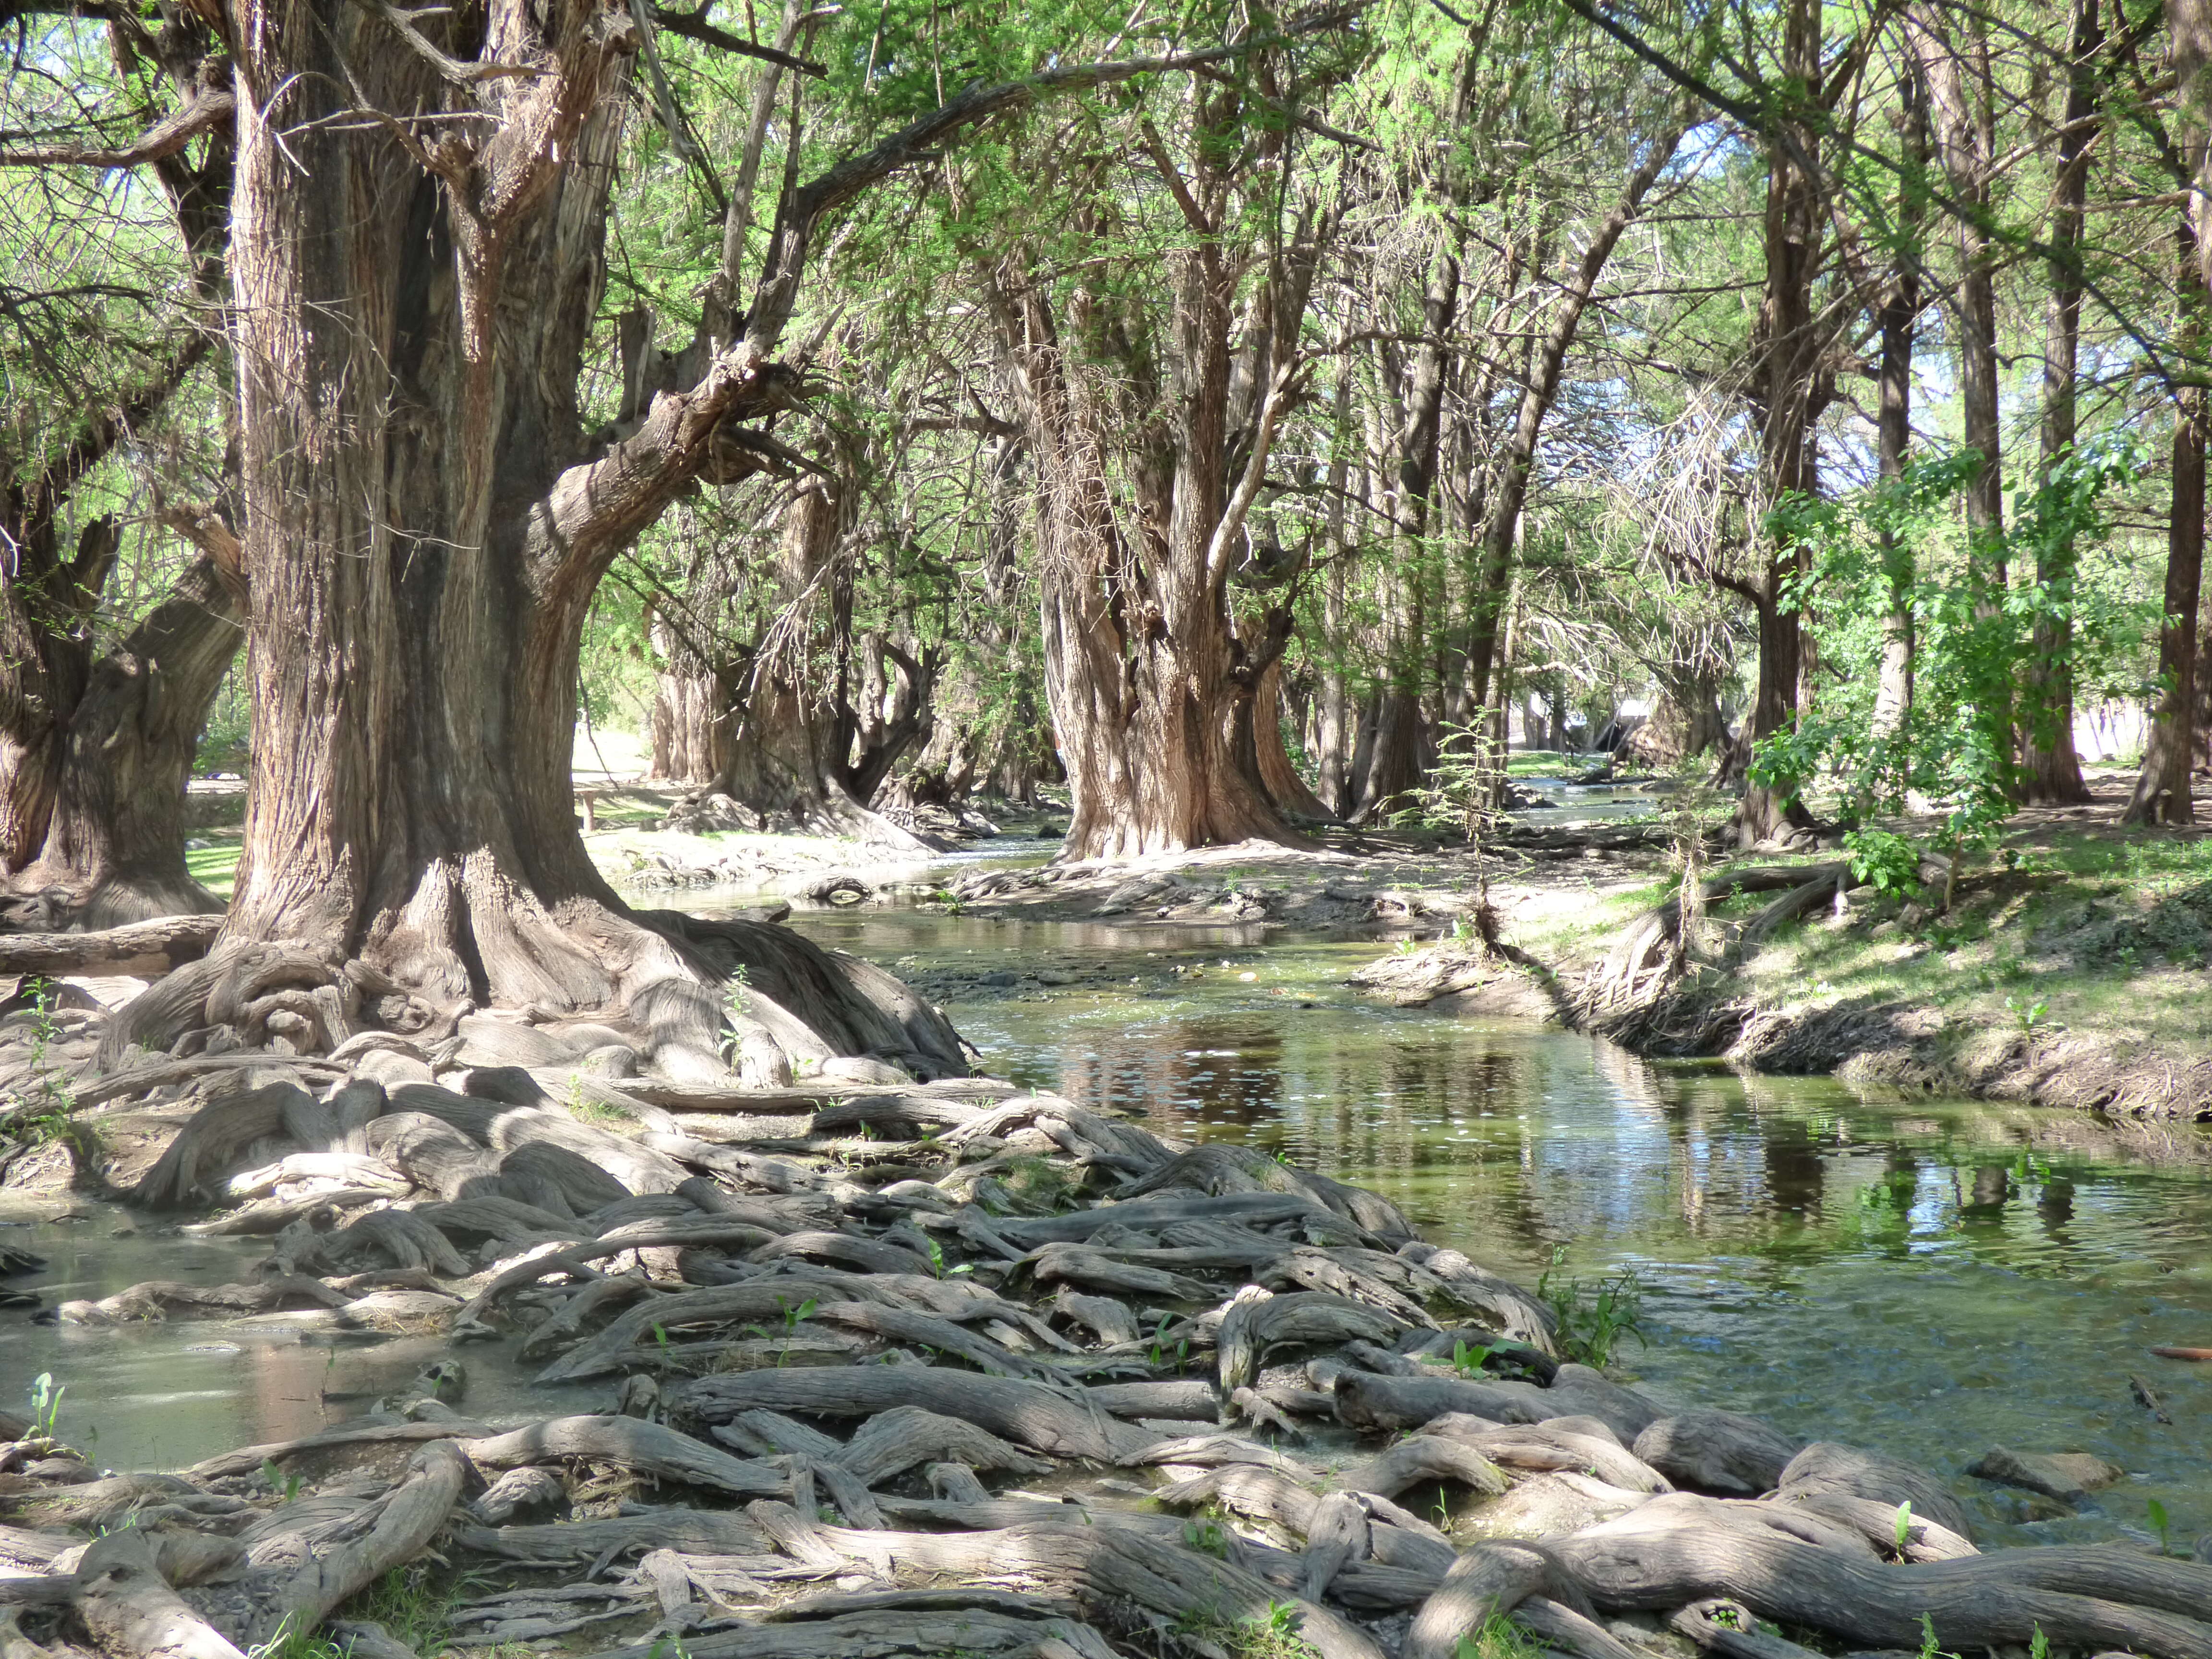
left=536, top=5, right=1368, bottom=600
left=643, top=1, right=826, bottom=77
left=0, top=66, right=232, bottom=168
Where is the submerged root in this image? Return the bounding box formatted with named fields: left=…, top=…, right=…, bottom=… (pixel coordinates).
left=2, top=1060, right=2202, bottom=1659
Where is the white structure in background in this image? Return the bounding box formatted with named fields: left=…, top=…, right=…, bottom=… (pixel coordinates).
left=2073, top=700, right=2147, bottom=763
left=1508, top=688, right=2150, bottom=763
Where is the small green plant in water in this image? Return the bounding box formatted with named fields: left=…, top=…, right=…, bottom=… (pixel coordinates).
left=27, top=1372, right=63, bottom=1439
left=1537, top=1249, right=1646, bottom=1369
left=2148, top=1497, right=2173, bottom=1557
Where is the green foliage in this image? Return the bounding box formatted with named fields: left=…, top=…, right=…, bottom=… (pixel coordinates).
left=261, top=1458, right=303, bottom=1504
left=1456, top=1613, right=1551, bottom=1659
left=27, top=1373, right=63, bottom=1440
left=1450, top=1339, right=1493, bottom=1378
left=2148, top=1497, right=2173, bottom=1556
left=1395, top=724, right=1508, bottom=841
left=1753, top=439, right=2149, bottom=888
left=925, top=1237, right=974, bottom=1278
left=2, top=982, right=85, bottom=1154
left=1845, top=830, right=1923, bottom=897
left=1182, top=1516, right=1230, bottom=1558
left=1536, top=1250, right=1646, bottom=1370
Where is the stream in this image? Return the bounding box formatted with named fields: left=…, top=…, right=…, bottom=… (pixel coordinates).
left=5, top=884, right=2210, bottom=1555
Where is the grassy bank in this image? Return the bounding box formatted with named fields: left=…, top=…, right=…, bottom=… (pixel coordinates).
left=1485, top=789, right=2212, bottom=1117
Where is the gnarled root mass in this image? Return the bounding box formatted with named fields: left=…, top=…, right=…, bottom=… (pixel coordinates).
left=59, top=896, right=963, bottom=1107
left=1, top=1079, right=2204, bottom=1659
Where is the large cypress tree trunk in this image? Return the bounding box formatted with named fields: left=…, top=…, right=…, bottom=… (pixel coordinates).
left=0, top=350, right=242, bottom=929
left=2126, top=228, right=2208, bottom=827
left=995, top=100, right=1325, bottom=862
left=7, top=545, right=245, bottom=929
left=2020, top=0, right=2102, bottom=802
left=96, top=0, right=1008, bottom=1079
left=720, top=478, right=939, bottom=848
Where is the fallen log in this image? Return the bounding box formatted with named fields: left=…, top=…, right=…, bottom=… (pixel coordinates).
left=0, top=914, right=223, bottom=979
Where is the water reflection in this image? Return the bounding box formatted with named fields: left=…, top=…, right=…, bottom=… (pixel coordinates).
left=5, top=905, right=2205, bottom=1552
left=794, top=911, right=2212, bottom=1550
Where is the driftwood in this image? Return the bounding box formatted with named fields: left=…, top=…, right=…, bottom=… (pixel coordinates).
left=1633, top=1411, right=1803, bottom=1496
left=677, top=1368, right=1161, bottom=1462
left=1552, top=1494, right=2212, bottom=1658
left=0, top=915, right=222, bottom=979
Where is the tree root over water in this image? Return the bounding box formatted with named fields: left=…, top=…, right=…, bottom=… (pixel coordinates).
left=0, top=1039, right=2206, bottom=1659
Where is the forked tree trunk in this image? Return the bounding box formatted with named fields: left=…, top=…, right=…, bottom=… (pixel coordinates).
left=8, top=548, right=245, bottom=928
left=2, top=504, right=241, bottom=931
left=998, top=118, right=1322, bottom=862
left=98, top=0, right=983, bottom=1076
left=718, top=481, right=939, bottom=849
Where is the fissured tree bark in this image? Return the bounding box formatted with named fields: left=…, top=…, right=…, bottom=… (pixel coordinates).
left=1736, top=0, right=1827, bottom=847
left=0, top=358, right=243, bottom=930
left=989, top=76, right=1330, bottom=862
left=90, top=5, right=1262, bottom=1070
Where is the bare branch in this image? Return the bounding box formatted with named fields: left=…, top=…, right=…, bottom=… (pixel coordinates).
left=643, top=1, right=827, bottom=77
left=0, top=66, right=232, bottom=168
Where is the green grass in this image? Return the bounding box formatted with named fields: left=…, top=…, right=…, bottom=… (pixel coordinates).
left=186, top=841, right=241, bottom=898
left=1678, top=823, right=2212, bottom=1061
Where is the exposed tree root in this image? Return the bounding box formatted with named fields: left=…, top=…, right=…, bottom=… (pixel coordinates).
left=2, top=1074, right=2201, bottom=1659
left=0, top=916, right=222, bottom=980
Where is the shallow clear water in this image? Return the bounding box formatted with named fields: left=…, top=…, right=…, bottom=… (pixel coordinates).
left=790, top=909, right=2212, bottom=1550
left=0, top=1217, right=608, bottom=1469
left=7, top=899, right=2209, bottom=1555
